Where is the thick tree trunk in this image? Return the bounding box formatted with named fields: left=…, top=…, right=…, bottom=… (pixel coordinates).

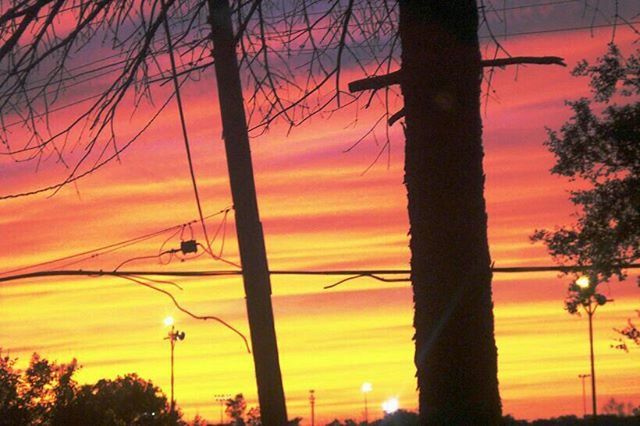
left=399, top=1, right=501, bottom=423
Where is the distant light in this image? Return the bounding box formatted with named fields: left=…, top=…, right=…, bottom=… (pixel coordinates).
left=382, top=397, right=399, bottom=414
left=361, top=382, right=372, bottom=393
left=576, top=276, right=590, bottom=289
left=163, top=316, right=175, bottom=326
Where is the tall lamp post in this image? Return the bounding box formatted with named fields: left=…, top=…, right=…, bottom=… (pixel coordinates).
left=214, top=394, right=231, bottom=425
left=309, top=390, right=315, bottom=426
left=361, top=382, right=372, bottom=424
left=578, top=373, right=591, bottom=418
left=164, top=316, right=186, bottom=419
left=569, top=275, right=609, bottom=423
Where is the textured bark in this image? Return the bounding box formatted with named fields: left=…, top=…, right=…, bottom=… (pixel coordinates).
left=398, top=1, right=501, bottom=424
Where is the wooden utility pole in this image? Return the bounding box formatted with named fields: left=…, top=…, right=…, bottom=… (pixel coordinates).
left=207, top=1, right=288, bottom=424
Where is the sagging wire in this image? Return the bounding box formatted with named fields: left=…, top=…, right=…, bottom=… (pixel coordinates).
left=126, top=274, right=183, bottom=291
left=160, top=0, right=237, bottom=271
left=323, top=273, right=410, bottom=289
left=0, top=207, right=234, bottom=278
left=113, top=248, right=180, bottom=272
left=0, top=223, right=187, bottom=277
left=158, top=227, right=184, bottom=266
left=208, top=207, right=230, bottom=259
left=1, top=264, right=639, bottom=292
left=118, top=274, right=250, bottom=353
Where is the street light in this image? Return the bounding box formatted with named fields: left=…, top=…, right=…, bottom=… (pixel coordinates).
left=164, top=316, right=185, bottom=420
left=576, top=275, right=590, bottom=290
left=214, top=394, right=231, bottom=425
left=578, top=374, right=591, bottom=418
left=361, top=382, right=372, bottom=424
left=567, top=275, right=610, bottom=422
left=382, top=397, right=399, bottom=415
left=309, top=389, right=316, bottom=426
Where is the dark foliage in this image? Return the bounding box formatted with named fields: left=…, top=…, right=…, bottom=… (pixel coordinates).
left=532, top=44, right=640, bottom=284
left=532, top=43, right=640, bottom=344
left=0, top=351, right=78, bottom=426
left=0, top=350, right=178, bottom=426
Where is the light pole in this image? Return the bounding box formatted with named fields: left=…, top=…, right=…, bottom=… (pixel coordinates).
left=578, top=374, right=591, bottom=418
left=309, top=390, right=315, bottom=426
left=214, top=394, right=231, bottom=425
left=361, top=382, right=372, bottom=424
left=570, top=275, right=610, bottom=423
left=164, top=316, right=185, bottom=420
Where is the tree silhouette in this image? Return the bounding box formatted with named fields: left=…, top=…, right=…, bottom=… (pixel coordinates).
left=225, top=393, right=247, bottom=425
left=0, top=351, right=176, bottom=425
left=398, top=4, right=498, bottom=421
left=0, top=1, right=589, bottom=423
left=62, top=373, right=176, bottom=425
left=532, top=43, right=640, bottom=284
left=612, top=310, right=640, bottom=352
left=0, top=351, right=78, bottom=426
left=532, top=43, right=640, bottom=350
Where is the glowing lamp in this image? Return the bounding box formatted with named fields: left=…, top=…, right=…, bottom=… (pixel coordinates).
left=576, top=276, right=590, bottom=289
left=382, top=397, right=399, bottom=414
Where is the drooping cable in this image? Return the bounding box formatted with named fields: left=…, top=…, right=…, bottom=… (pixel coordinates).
left=118, top=274, right=250, bottom=353
left=160, top=0, right=239, bottom=269
left=0, top=207, right=233, bottom=277
left=113, top=249, right=179, bottom=272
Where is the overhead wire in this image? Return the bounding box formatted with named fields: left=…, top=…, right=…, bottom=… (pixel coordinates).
left=0, top=207, right=233, bottom=277
left=113, top=249, right=179, bottom=272
left=118, top=273, right=251, bottom=353
left=1, top=264, right=639, bottom=285
left=255, top=0, right=588, bottom=21
left=0, top=55, right=212, bottom=135
left=2, top=17, right=637, bottom=141
left=161, top=0, right=241, bottom=270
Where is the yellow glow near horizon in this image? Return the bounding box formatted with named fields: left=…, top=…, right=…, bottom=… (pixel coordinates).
left=382, top=397, right=399, bottom=414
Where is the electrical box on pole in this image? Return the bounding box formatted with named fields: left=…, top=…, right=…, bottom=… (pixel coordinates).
left=207, top=1, right=288, bottom=425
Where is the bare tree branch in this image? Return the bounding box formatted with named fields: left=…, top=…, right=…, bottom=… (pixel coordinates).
left=348, top=56, right=565, bottom=93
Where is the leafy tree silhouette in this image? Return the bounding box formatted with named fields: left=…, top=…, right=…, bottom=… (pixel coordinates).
left=532, top=43, right=640, bottom=349
left=0, top=351, right=78, bottom=426
left=0, top=350, right=179, bottom=425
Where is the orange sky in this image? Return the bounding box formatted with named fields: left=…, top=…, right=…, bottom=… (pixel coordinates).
left=1, top=5, right=639, bottom=424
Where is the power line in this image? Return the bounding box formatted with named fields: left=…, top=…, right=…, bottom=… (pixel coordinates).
left=0, top=207, right=233, bottom=277
left=118, top=273, right=250, bottom=353
left=1, top=264, right=639, bottom=284
left=480, top=19, right=640, bottom=39
left=2, top=17, right=636, bottom=132
left=161, top=0, right=231, bottom=271
left=0, top=35, right=208, bottom=98
left=256, top=0, right=591, bottom=21
left=4, top=16, right=634, bottom=135
left=0, top=56, right=212, bottom=134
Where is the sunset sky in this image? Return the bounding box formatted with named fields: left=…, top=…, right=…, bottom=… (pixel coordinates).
left=1, top=1, right=639, bottom=424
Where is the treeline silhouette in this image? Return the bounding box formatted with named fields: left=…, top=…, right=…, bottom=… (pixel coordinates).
left=2, top=350, right=638, bottom=425
left=0, top=351, right=179, bottom=425
left=327, top=412, right=640, bottom=426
